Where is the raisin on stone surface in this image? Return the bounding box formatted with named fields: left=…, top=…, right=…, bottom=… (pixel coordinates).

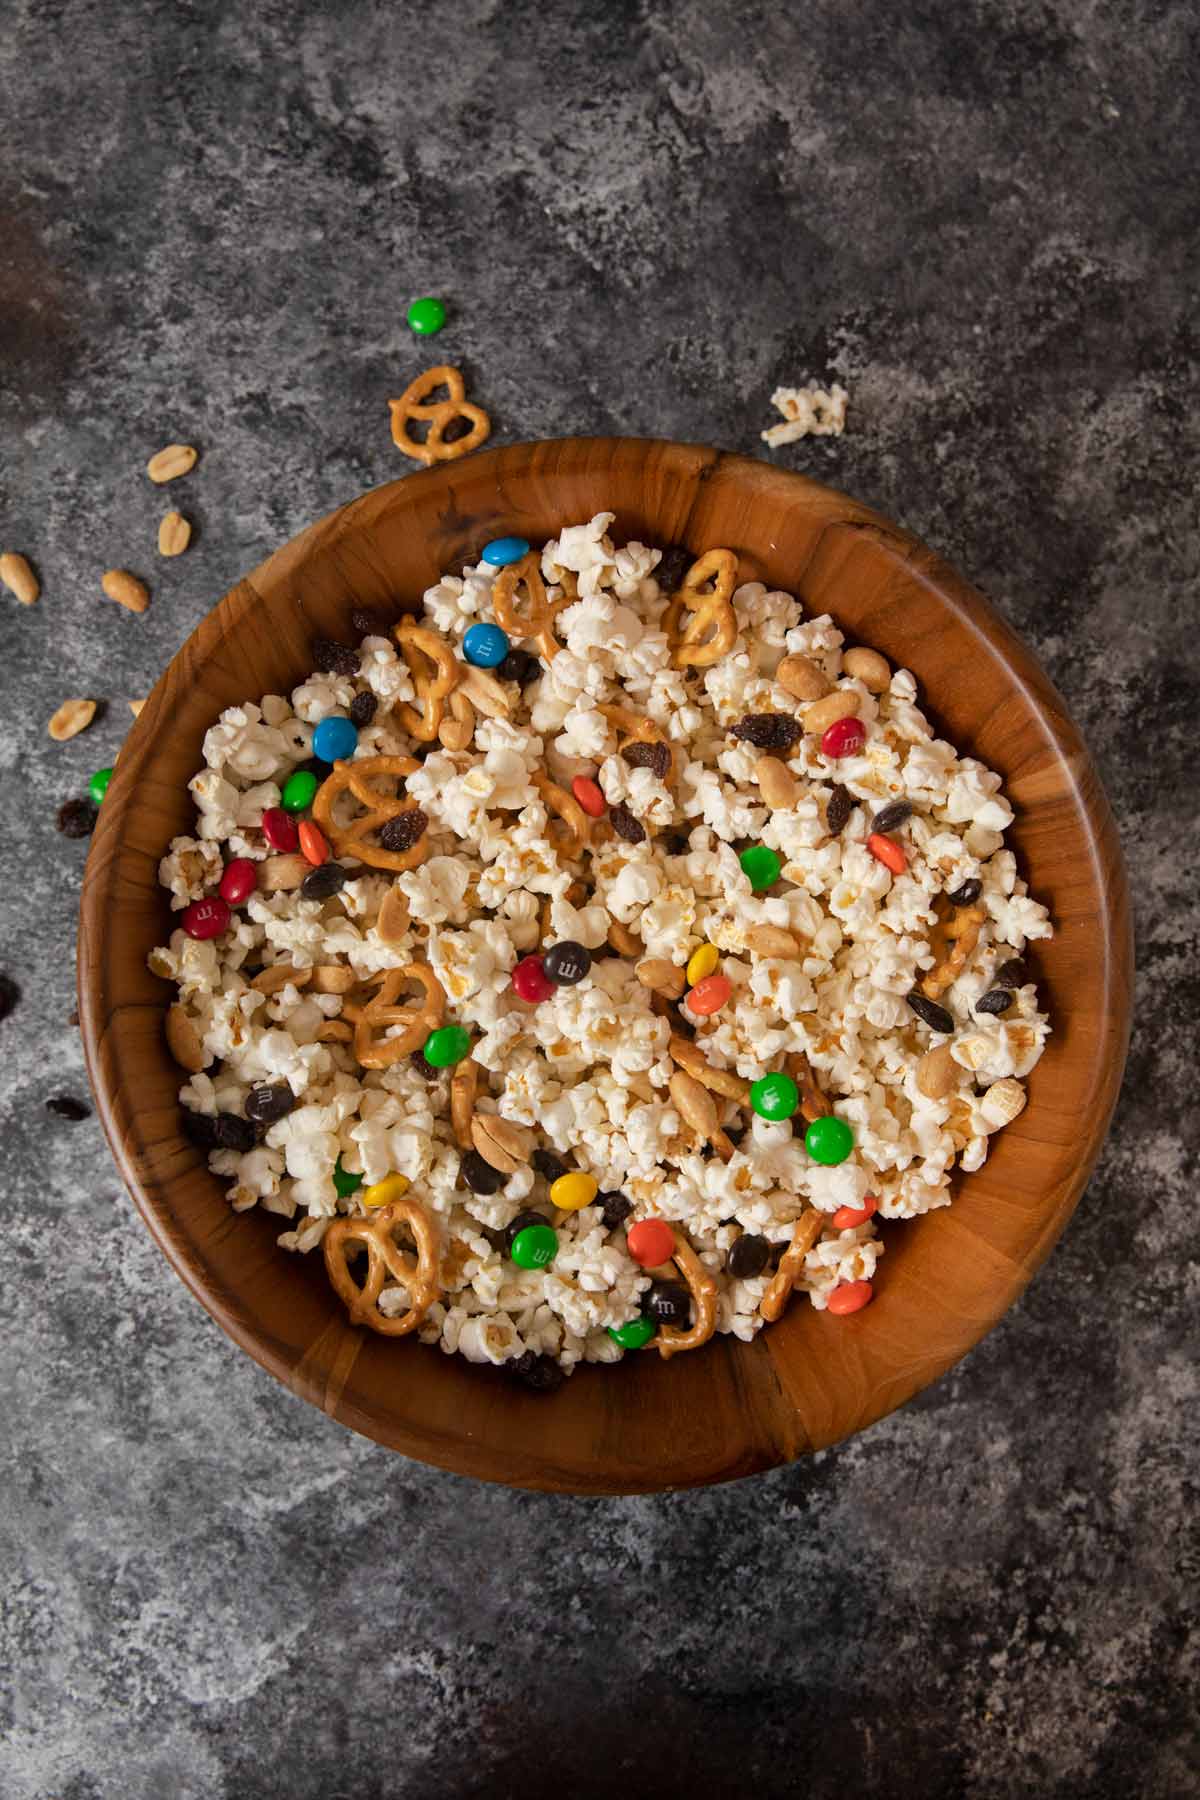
left=56, top=798, right=98, bottom=839
left=0, top=974, right=19, bottom=1021
left=46, top=1096, right=90, bottom=1122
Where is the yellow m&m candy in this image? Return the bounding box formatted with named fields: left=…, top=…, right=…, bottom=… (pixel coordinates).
left=361, top=1173, right=411, bottom=1209
left=686, top=943, right=719, bottom=986
left=551, top=1171, right=598, bottom=1212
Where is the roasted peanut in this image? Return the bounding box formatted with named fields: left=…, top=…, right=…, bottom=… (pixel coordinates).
left=842, top=646, right=891, bottom=692
left=47, top=698, right=96, bottom=742
left=0, top=552, right=39, bottom=605
left=776, top=654, right=831, bottom=701
left=158, top=511, right=192, bottom=556
left=755, top=755, right=797, bottom=809
left=102, top=569, right=150, bottom=613
left=636, top=958, right=686, bottom=999
left=916, top=1042, right=959, bottom=1100
left=146, top=443, right=198, bottom=483
left=165, top=1003, right=208, bottom=1072
left=470, top=1113, right=534, bottom=1174
left=802, top=689, right=861, bottom=736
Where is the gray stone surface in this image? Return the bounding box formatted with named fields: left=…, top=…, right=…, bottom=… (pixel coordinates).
left=1, top=1, right=1197, bottom=1795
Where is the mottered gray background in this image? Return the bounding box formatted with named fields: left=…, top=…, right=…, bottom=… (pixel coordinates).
left=1, top=1, right=1197, bottom=1796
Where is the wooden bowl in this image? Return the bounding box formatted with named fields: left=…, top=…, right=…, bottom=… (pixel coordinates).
left=78, top=438, right=1132, bottom=1494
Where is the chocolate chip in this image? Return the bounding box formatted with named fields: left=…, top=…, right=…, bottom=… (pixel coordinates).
left=511, top=1353, right=566, bottom=1394
left=505, top=1209, right=547, bottom=1253
left=349, top=690, right=378, bottom=727
left=732, top=713, right=802, bottom=751
left=870, top=799, right=912, bottom=834
left=656, top=544, right=693, bottom=591
left=907, top=991, right=955, bottom=1034
left=214, top=1113, right=257, bottom=1152
left=56, top=798, right=98, bottom=839
left=542, top=941, right=591, bottom=986
left=948, top=878, right=982, bottom=906
left=300, top=862, right=348, bottom=901
left=462, top=1149, right=504, bottom=1195
left=532, top=1150, right=568, bottom=1184
left=976, top=989, right=1014, bottom=1015
left=497, top=648, right=541, bottom=686
left=826, top=785, right=853, bottom=835
left=727, top=1232, right=771, bottom=1279
left=641, top=1280, right=691, bottom=1326
left=623, top=741, right=671, bottom=778
left=297, top=756, right=333, bottom=782
left=0, top=974, right=18, bottom=1022
left=600, top=1191, right=633, bottom=1232
left=411, top=1050, right=440, bottom=1081
left=181, top=1109, right=220, bottom=1150
left=312, top=637, right=359, bottom=676
left=245, top=1082, right=295, bottom=1124
left=379, top=808, right=427, bottom=853
left=45, top=1095, right=90, bottom=1122
left=662, top=832, right=691, bottom=855
left=351, top=607, right=384, bottom=637
left=610, top=804, right=646, bottom=844
left=994, top=958, right=1031, bottom=988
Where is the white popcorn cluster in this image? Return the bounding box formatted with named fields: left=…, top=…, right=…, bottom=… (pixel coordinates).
left=152, top=514, right=1052, bottom=1378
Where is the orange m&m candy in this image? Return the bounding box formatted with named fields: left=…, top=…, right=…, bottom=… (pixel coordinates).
left=626, top=1219, right=676, bottom=1268
left=686, top=974, right=732, bottom=1016
left=866, top=832, right=906, bottom=874
left=826, top=1280, right=873, bottom=1315
left=298, top=820, right=329, bottom=867
left=571, top=775, right=606, bottom=817
left=831, top=1196, right=878, bottom=1230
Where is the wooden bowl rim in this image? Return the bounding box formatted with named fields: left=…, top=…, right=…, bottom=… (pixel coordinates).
left=78, top=436, right=1132, bottom=1491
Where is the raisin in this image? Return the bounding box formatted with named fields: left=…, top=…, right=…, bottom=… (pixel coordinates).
left=906, top=991, right=955, bottom=1033
left=948, top=878, right=982, bottom=906
left=245, top=1082, right=295, bottom=1124
left=532, top=1149, right=568, bottom=1184
left=350, top=607, right=383, bottom=637
left=214, top=1113, right=257, bottom=1152
left=56, top=798, right=98, bottom=839
left=505, top=1210, right=547, bottom=1253
left=411, top=1050, right=440, bottom=1081
left=600, top=1191, right=633, bottom=1231
left=994, top=958, right=1031, bottom=988
left=297, top=756, right=333, bottom=783
left=656, top=543, right=693, bottom=592
left=610, top=804, right=646, bottom=844
left=870, top=799, right=912, bottom=834
left=349, top=690, right=378, bottom=727
left=379, top=808, right=427, bottom=853
left=976, top=990, right=1014, bottom=1016
left=731, top=713, right=802, bottom=751
left=826, top=786, right=853, bottom=834
left=46, top=1095, right=90, bottom=1121
left=497, top=647, right=540, bottom=686
left=181, top=1109, right=220, bottom=1150
left=0, top=974, right=19, bottom=1021
left=300, top=862, right=348, bottom=901
left=623, top=741, right=671, bottom=778
left=662, top=832, right=691, bottom=855
left=312, top=637, right=359, bottom=677
left=512, top=1354, right=565, bottom=1394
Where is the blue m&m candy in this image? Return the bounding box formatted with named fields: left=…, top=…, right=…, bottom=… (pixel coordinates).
left=463, top=622, right=511, bottom=668
left=312, top=715, right=359, bottom=763
left=480, top=536, right=530, bottom=567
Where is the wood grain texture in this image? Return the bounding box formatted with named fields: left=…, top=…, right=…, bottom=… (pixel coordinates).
left=77, top=438, right=1133, bottom=1494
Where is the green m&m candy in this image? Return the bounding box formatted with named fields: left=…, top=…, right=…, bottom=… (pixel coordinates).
left=510, top=1223, right=558, bottom=1270
left=332, top=1155, right=363, bottom=1198
left=749, top=1071, right=799, bottom=1122
left=281, top=769, right=319, bottom=812
left=406, top=296, right=447, bottom=336
left=423, top=1025, right=471, bottom=1068
left=739, top=844, right=782, bottom=892
left=88, top=767, right=113, bottom=806
left=805, top=1114, right=854, bottom=1166
left=607, top=1316, right=656, bottom=1350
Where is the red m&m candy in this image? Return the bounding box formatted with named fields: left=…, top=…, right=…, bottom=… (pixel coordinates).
left=626, top=1218, right=676, bottom=1268
left=262, top=806, right=299, bottom=852
left=820, top=717, right=866, bottom=759
left=181, top=896, right=231, bottom=941
left=571, top=775, right=606, bottom=818
left=218, top=858, right=257, bottom=905
left=831, top=1196, right=878, bottom=1230
left=826, top=1280, right=874, bottom=1315
left=511, top=955, right=555, bottom=1004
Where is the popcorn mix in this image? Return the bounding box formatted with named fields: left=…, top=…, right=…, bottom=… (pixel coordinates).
left=151, top=519, right=1053, bottom=1388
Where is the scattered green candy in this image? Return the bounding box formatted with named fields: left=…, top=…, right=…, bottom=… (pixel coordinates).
left=422, top=1025, right=471, bottom=1068
left=750, top=1072, right=799, bottom=1122
left=406, top=296, right=447, bottom=336
left=332, top=1155, right=363, bottom=1198
left=804, top=1115, right=855, bottom=1166
left=88, top=767, right=113, bottom=806
left=607, top=1316, right=657, bottom=1350
left=510, top=1223, right=558, bottom=1270
left=281, top=769, right=319, bottom=813
left=739, top=844, right=782, bottom=892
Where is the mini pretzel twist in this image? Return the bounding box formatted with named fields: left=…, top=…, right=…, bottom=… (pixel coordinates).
left=437, top=687, right=476, bottom=752
left=388, top=365, right=491, bottom=465
left=532, top=768, right=591, bottom=857
left=758, top=1207, right=828, bottom=1322
left=784, top=1050, right=832, bottom=1124
left=394, top=618, right=461, bottom=743
left=668, top=1034, right=750, bottom=1103
left=921, top=900, right=987, bottom=999
left=342, top=963, right=446, bottom=1068
left=597, top=702, right=677, bottom=787
left=654, top=1229, right=719, bottom=1359
left=323, top=1198, right=442, bottom=1336
left=311, top=754, right=428, bottom=873
left=661, top=549, right=739, bottom=670
left=492, top=551, right=572, bottom=663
